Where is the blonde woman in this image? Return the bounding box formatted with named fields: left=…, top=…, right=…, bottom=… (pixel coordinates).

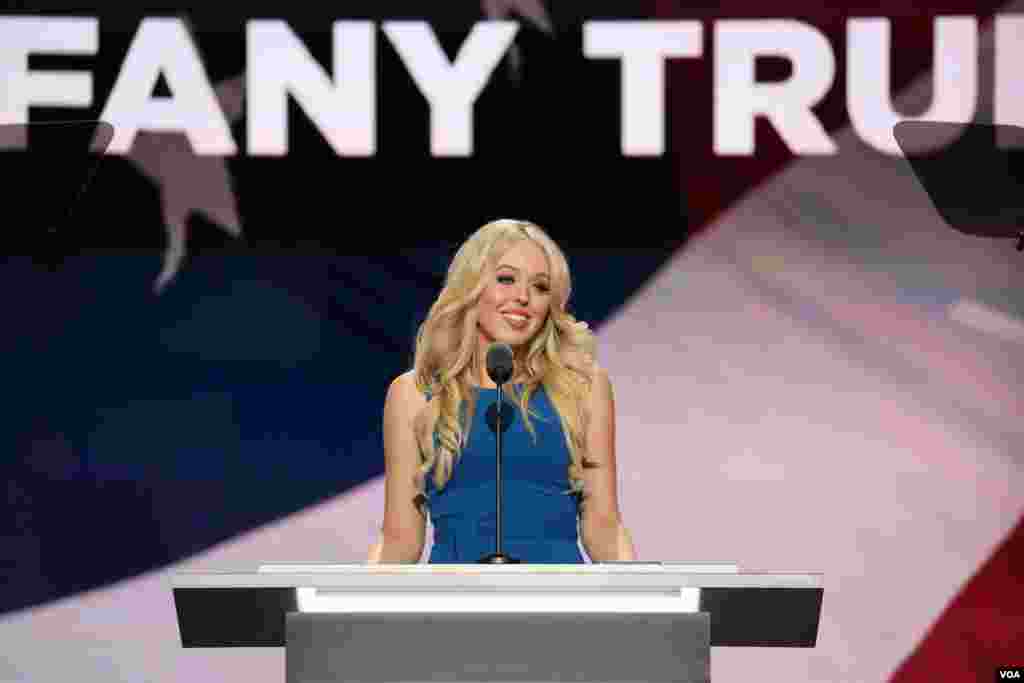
left=368, top=219, right=637, bottom=564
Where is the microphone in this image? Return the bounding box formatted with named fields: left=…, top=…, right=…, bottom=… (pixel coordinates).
left=485, top=342, right=514, bottom=385
left=478, top=342, right=521, bottom=564
left=485, top=343, right=516, bottom=434
left=485, top=401, right=515, bottom=434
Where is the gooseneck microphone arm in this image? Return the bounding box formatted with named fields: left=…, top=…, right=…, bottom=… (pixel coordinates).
left=479, top=342, right=520, bottom=564
left=495, top=380, right=505, bottom=559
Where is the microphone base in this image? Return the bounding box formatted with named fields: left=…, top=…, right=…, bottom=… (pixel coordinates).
left=477, top=553, right=522, bottom=564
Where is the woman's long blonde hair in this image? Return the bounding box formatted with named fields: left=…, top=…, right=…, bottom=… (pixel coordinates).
left=412, top=219, right=596, bottom=503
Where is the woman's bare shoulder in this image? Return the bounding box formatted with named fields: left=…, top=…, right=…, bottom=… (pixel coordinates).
left=387, top=370, right=428, bottom=413
left=562, top=346, right=599, bottom=377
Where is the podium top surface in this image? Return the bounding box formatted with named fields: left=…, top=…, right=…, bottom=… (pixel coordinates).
left=171, top=562, right=822, bottom=590
left=171, top=563, right=825, bottom=648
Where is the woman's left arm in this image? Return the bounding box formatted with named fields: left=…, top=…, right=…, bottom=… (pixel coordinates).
left=579, top=364, right=638, bottom=562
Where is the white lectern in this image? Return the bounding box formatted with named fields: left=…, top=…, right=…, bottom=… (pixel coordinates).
left=172, top=563, right=822, bottom=683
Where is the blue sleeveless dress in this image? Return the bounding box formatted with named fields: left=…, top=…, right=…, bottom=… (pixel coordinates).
left=423, top=385, right=585, bottom=564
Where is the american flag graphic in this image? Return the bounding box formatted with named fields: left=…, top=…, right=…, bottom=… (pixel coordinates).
left=1, top=2, right=1021, bottom=681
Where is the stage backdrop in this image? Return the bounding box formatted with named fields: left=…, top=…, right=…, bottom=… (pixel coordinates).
left=1, top=3, right=1022, bottom=682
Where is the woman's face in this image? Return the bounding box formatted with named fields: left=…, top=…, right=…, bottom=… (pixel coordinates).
left=476, top=239, right=553, bottom=350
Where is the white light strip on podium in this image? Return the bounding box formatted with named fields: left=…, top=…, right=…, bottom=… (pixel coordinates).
left=295, top=588, right=701, bottom=614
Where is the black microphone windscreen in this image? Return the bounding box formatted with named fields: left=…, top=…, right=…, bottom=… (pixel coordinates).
left=485, top=400, right=516, bottom=434
left=485, top=343, right=514, bottom=385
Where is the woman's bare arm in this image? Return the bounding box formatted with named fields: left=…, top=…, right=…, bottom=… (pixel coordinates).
left=579, top=364, right=638, bottom=562
left=368, top=371, right=427, bottom=563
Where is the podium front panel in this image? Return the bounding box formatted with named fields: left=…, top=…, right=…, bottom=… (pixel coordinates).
left=285, top=612, right=710, bottom=683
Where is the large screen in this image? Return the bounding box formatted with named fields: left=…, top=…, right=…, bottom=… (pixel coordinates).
left=1, top=3, right=1021, bottom=681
